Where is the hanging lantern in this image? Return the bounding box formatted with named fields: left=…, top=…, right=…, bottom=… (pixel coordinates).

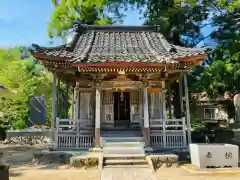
left=120, top=92, right=124, bottom=101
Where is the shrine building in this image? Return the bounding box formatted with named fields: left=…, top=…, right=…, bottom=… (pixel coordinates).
left=31, top=23, right=207, bottom=153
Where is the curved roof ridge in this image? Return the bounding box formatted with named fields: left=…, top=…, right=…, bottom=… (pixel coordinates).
left=75, top=23, right=157, bottom=32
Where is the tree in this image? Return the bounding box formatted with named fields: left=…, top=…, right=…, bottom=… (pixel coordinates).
left=0, top=47, right=53, bottom=129
left=48, top=0, right=145, bottom=38
left=186, top=1, right=240, bottom=97
left=144, top=0, right=211, bottom=46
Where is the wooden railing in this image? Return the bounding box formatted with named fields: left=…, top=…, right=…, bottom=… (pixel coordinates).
left=55, top=118, right=93, bottom=149
left=149, top=118, right=187, bottom=149
left=56, top=134, right=93, bottom=149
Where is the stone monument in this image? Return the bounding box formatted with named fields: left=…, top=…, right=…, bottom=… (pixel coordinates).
left=234, top=93, right=240, bottom=122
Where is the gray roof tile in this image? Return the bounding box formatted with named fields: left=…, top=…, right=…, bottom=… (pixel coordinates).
left=31, top=23, right=207, bottom=64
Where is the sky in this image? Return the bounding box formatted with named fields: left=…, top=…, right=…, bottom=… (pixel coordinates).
left=0, top=0, right=214, bottom=48
left=0, top=0, right=143, bottom=48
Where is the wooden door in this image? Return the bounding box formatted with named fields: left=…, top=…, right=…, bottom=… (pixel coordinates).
left=114, top=92, right=130, bottom=127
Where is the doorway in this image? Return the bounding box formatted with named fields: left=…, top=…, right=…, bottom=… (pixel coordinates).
left=114, top=92, right=130, bottom=127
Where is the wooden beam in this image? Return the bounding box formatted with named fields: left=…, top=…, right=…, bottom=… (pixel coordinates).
left=175, top=54, right=207, bottom=62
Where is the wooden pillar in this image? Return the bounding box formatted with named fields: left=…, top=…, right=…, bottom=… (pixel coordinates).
left=168, top=85, right=172, bottom=119
left=162, top=90, right=167, bottom=147
left=94, top=85, right=101, bottom=148
left=51, top=71, right=57, bottom=147
left=74, top=82, right=80, bottom=120
left=56, top=77, right=60, bottom=118
left=71, top=87, right=74, bottom=119
left=184, top=74, right=192, bottom=144
left=143, top=86, right=150, bottom=147
left=74, top=82, right=80, bottom=147
left=179, top=74, right=184, bottom=117
left=179, top=74, right=187, bottom=146
left=91, top=89, right=96, bottom=129
left=65, top=82, right=69, bottom=119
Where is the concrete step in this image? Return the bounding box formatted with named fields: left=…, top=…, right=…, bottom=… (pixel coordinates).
left=102, top=142, right=145, bottom=148
left=105, top=159, right=148, bottom=165
left=103, top=147, right=145, bottom=154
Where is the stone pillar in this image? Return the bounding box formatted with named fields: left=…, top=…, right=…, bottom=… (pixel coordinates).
left=143, top=86, right=150, bottom=148
left=184, top=74, right=192, bottom=144
left=51, top=71, right=57, bottom=148
left=94, top=84, right=101, bottom=149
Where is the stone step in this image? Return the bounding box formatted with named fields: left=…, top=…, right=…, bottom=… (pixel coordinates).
left=101, top=136, right=144, bottom=143
left=103, top=147, right=145, bottom=154
left=103, top=154, right=146, bottom=159
left=104, top=164, right=149, bottom=168
left=103, top=154, right=146, bottom=160
left=101, top=127, right=141, bottom=131
left=102, top=142, right=145, bottom=148
left=105, top=159, right=148, bottom=166
left=101, top=133, right=142, bottom=137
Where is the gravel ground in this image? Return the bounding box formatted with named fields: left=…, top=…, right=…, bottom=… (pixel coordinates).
left=0, top=143, right=100, bottom=180
left=10, top=165, right=100, bottom=180
left=155, top=167, right=240, bottom=180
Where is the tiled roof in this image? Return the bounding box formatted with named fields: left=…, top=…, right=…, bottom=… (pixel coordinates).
left=31, top=23, right=207, bottom=64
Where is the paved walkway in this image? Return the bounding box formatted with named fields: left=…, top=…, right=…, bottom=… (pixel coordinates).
left=101, top=168, right=159, bottom=180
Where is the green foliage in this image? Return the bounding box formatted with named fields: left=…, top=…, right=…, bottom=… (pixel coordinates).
left=0, top=48, right=53, bottom=129
left=144, top=0, right=210, bottom=46
left=188, top=0, right=240, bottom=97
left=48, top=0, right=145, bottom=38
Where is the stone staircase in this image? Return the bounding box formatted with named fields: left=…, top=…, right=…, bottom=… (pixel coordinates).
left=101, top=128, right=149, bottom=168
left=101, top=129, right=145, bottom=154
